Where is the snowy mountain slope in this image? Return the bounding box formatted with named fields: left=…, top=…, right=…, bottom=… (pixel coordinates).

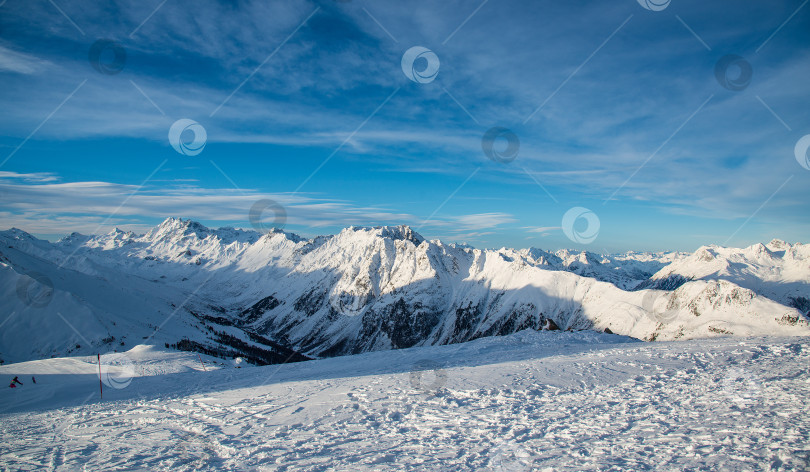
left=515, top=247, right=684, bottom=290
left=0, top=225, right=311, bottom=366
left=640, top=240, right=810, bottom=316
left=1, top=332, right=808, bottom=471
left=0, top=218, right=807, bottom=364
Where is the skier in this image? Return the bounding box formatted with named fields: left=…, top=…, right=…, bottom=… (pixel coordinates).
left=12, top=376, right=23, bottom=386
left=9, top=381, right=16, bottom=388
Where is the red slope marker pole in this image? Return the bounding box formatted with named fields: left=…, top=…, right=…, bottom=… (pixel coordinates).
left=97, top=354, right=103, bottom=399
left=198, top=353, right=207, bottom=372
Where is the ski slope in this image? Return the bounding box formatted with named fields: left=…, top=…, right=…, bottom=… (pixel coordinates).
left=2, top=331, right=808, bottom=471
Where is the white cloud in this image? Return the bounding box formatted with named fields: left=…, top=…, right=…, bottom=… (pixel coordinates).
left=454, top=212, right=516, bottom=230
left=0, top=174, right=513, bottom=238
left=0, top=171, right=59, bottom=182
left=524, top=226, right=561, bottom=234
left=0, top=45, right=50, bottom=74
left=0, top=0, right=807, bottom=244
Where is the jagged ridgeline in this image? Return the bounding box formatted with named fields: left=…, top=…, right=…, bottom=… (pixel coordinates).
left=0, top=218, right=808, bottom=364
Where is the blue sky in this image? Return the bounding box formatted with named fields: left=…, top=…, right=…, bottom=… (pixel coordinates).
left=0, top=0, right=808, bottom=252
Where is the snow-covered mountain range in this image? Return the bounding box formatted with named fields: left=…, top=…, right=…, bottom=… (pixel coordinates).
left=1, top=217, right=808, bottom=364
left=638, top=240, right=810, bottom=315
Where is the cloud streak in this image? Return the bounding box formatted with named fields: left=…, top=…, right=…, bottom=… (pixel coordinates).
left=0, top=173, right=517, bottom=239
left=0, top=0, right=808, bottom=250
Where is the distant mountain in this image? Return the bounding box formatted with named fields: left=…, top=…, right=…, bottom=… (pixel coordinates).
left=0, top=218, right=807, bottom=364
left=512, top=247, right=684, bottom=290
left=638, top=240, right=810, bottom=317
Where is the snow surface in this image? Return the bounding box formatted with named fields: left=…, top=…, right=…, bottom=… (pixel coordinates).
left=1, top=331, right=809, bottom=471
left=1, top=219, right=808, bottom=470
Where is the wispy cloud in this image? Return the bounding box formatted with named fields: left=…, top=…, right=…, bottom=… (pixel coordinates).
left=0, top=45, right=50, bottom=74
left=454, top=212, right=516, bottom=230
left=0, top=0, right=807, bottom=250
left=0, top=173, right=517, bottom=238
left=524, top=226, right=561, bottom=235
left=0, top=171, right=59, bottom=182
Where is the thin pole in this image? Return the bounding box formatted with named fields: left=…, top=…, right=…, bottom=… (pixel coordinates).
left=97, top=354, right=103, bottom=399
left=197, top=353, right=207, bottom=372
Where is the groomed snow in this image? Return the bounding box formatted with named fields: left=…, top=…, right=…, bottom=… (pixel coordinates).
left=1, top=331, right=808, bottom=471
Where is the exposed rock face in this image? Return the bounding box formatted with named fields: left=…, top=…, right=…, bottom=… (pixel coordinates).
left=0, top=218, right=807, bottom=363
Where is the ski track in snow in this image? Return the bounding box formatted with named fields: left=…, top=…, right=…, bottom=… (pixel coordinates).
left=1, top=333, right=809, bottom=471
